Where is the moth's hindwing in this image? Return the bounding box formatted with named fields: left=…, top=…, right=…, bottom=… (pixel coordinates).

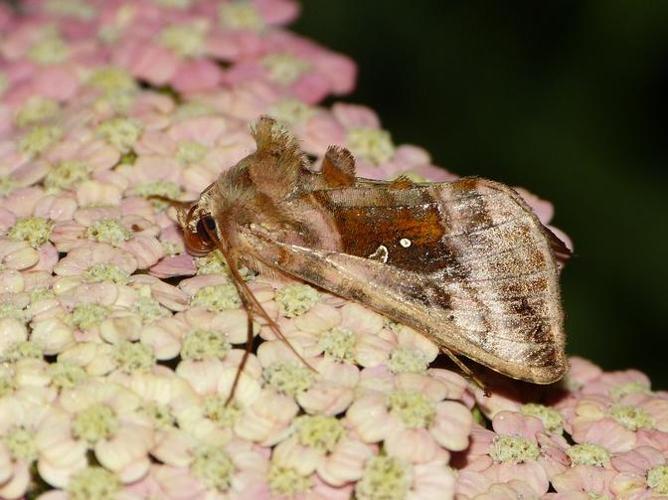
left=243, top=177, right=566, bottom=384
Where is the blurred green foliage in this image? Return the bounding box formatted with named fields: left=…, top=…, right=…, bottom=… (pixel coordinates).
left=295, top=1, right=668, bottom=387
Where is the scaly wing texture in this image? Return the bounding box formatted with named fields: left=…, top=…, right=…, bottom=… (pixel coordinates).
left=243, top=177, right=566, bottom=383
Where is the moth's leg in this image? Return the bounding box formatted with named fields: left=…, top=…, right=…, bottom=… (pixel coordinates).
left=201, top=223, right=316, bottom=373
left=440, top=346, right=489, bottom=396
left=225, top=303, right=253, bottom=406
left=234, top=271, right=316, bottom=372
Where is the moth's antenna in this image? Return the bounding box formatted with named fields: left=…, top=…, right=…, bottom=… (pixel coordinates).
left=200, top=222, right=316, bottom=403
left=146, top=194, right=192, bottom=210
left=146, top=195, right=194, bottom=229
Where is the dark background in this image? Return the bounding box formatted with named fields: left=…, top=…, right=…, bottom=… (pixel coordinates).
left=294, top=1, right=668, bottom=387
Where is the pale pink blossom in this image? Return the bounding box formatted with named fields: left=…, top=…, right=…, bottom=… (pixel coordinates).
left=128, top=437, right=270, bottom=499
left=54, top=241, right=137, bottom=279
left=347, top=370, right=473, bottom=464
left=196, top=0, right=300, bottom=32
left=456, top=411, right=569, bottom=496
left=35, top=380, right=153, bottom=487
left=547, top=465, right=616, bottom=499
left=0, top=21, right=106, bottom=103
left=132, top=113, right=253, bottom=192
left=150, top=252, right=196, bottom=278
left=582, top=368, right=653, bottom=399
left=111, top=17, right=228, bottom=93
left=35, top=467, right=144, bottom=500
left=609, top=446, right=668, bottom=498
left=456, top=471, right=541, bottom=500
left=175, top=345, right=296, bottom=448
left=0, top=1, right=650, bottom=497
left=129, top=274, right=189, bottom=312
left=301, top=102, right=453, bottom=180
left=50, top=209, right=164, bottom=268
left=563, top=355, right=605, bottom=392
left=224, top=30, right=356, bottom=104
left=139, top=301, right=257, bottom=361
left=0, top=396, right=53, bottom=499
left=268, top=415, right=374, bottom=487
left=559, top=389, right=667, bottom=455
left=192, top=81, right=284, bottom=122
left=356, top=455, right=456, bottom=500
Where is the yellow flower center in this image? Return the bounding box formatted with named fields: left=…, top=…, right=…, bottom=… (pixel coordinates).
left=159, top=23, right=207, bottom=58
left=262, top=53, right=311, bottom=86
left=388, top=390, right=435, bottom=428
left=268, top=464, right=313, bottom=496
left=567, top=443, right=610, bottom=467
left=489, top=435, right=540, bottom=464
left=192, top=445, right=235, bottom=492
left=72, top=404, right=118, bottom=443
left=264, top=363, right=314, bottom=397
left=355, top=456, right=409, bottom=500
left=297, top=415, right=345, bottom=452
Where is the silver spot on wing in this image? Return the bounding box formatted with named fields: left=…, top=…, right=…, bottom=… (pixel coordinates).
left=368, top=244, right=389, bottom=263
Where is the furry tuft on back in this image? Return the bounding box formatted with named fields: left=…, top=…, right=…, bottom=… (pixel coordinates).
left=248, top=116, right=307, bottom=200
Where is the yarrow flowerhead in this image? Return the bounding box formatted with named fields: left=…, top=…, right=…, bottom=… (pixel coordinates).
left=0, top=2, right=653, bottom=499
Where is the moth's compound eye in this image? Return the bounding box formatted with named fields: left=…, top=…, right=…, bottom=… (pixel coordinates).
left=200, top=214, right=217, bottom=233
left=183, top=209, right=217, bottom=256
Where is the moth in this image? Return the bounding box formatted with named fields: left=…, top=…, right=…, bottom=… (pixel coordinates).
left=176, top=116, right=569, bottom=394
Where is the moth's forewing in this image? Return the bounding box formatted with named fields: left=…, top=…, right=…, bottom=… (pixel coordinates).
left=241, top=177, right=566, bottom=384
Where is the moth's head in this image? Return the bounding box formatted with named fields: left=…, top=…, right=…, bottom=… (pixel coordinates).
left=177, top=183, right=220, bottom=257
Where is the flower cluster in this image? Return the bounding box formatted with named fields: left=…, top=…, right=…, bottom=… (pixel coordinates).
left=0, top=1, right=657, bottom=499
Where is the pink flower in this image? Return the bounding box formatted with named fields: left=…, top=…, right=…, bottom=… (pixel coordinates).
left=54, top=242, right=137, bottom=281
left=224, top=30, right=356, bottom=104
left=0, top=396, right=54, bottom=499
left=247, top=461, right=353, bottom=500
left=50, top=208, right=164, bottom=269
left=610, top=446, right=668, bottom=498
left=0, top=20, right=105, bottom=104
left=582, top=368, right=653, bottom=400
left=35, top=380, right=154, bottom=487
left=547, top=465, right=616, bottom=499
left=197, top=0, right=300, bottom=32
left=0, top=192, right=60, bottom=272
left=456, top=471, right=541, bottom=500
left=300, top=102, right=453, bottom=180
left=34, top=130, right=120, bottom=195
left=347, top=370, right=473, bottom=464
left=563, top=356, right=605, bottom=392
left=128, top=437, right=270, bottom=499
left=192, top=81, right=285, bottom=122
left=0, top=3, right=13, bottom=33
left=457, top=411, right=569, bottom=496
left=132, top=112, right=252, bottom=192
left=355, top=454, right=456, bottom=500
left=559, top=388, right=668, bottom=458
left=271, top=415, right=374, bottom=487
left=111, top=15, right=233, bottom=94
left=0, top=0, right=661, bottom=497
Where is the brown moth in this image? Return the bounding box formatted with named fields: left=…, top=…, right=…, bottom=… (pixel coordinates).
left=177, top=116, right=569, bottom=390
